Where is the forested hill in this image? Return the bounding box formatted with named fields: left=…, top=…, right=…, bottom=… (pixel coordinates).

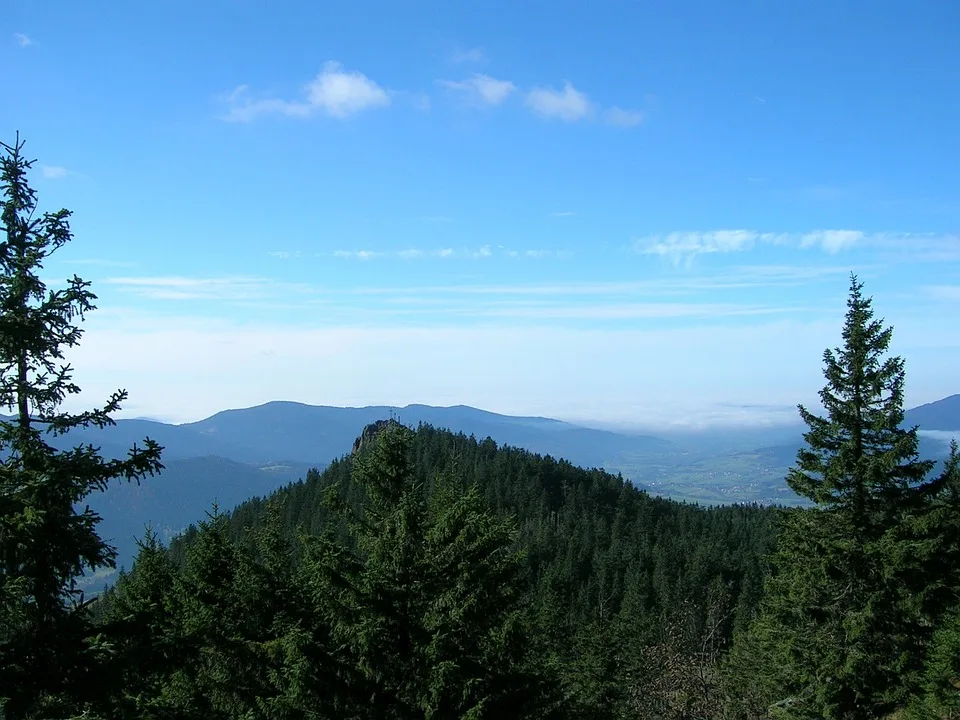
left=207, top=422, right=775, bottom=625
left=154, top=421, right=777, bottom=716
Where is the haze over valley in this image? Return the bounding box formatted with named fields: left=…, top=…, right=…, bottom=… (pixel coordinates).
left=52, top=394, right=958, bottom=579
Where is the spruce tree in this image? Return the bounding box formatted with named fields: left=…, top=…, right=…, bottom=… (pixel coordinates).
left=731, top=274, right=958, bottom=718
left=306, top=421, right=563, bottom=719
left=0, top=135, right=164, bottom=717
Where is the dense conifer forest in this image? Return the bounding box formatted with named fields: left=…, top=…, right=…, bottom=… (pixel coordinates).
left=3, top=137, right=960, bottom=719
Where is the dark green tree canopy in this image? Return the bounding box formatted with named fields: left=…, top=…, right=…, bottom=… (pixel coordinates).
left=789, top=274, right=943, bottom=522
left=728, top=274, right=960, bottom=720
left=0, top=135, right=164, bottom=718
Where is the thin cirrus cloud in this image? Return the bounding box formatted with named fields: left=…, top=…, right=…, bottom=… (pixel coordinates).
left=604, top=106, right=645, bottom=127
left=438, top=74, right=516, bottom=107
left=324, top=246, right=495, bottom=261
left=103, top=275, right=279, bottom=301
left=220, top=61, right=391, bottom=121
left=40, top=165, right=70, bottom=179
left=95, top=273, right=820, bottom=325
left=14, top=33, right=32, bottom=47
left=319, top=245, right=569, bottom=261
left=450, top=47, right=485, bottom=64
left=635, top=230, right=869, bottom=261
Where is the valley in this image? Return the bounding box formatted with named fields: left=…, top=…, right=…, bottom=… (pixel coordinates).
left=61, top=395, right=960, bottom=582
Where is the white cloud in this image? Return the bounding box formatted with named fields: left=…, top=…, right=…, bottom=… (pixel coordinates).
left=451, top=47, right=485, bottom=64
left=350, top=267, right=857, bottom=298
left=103, top=275, right=277, bottom=301
left=64, top=258, right=137, bottom=268
left=799, top=230, right=864, bottom=253
left=14, top=33, right=31, bottom=47
left=41, top=165, right=69, bottom=179
left=525, top=81, right=594, bottom=121
left=440, top=74, right=516, bottom=106
left=604, top=107, right=645, bottom=127
left=221, top=62, right=391, bottom=121
left=505, top=249, right=568, bottom=259
left=924, top=285, right=960, bottom=302
left=470, top=302, right=805, bottom=321
left=324, top=246, right=497, bottom=261
left=639, top=230, right=778, bottom=260
left=330, top=250, right=386, bottom=261
left=871, top=234, right=960, bottom=263
left=551, top=211, right=576, bottom=217
left=636, top=229, right=873, bottom=261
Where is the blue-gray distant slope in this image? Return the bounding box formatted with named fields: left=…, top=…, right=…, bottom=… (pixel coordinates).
left=180, top=401, right=670, bottom=469
left=905, top=395, right=960, bottom=431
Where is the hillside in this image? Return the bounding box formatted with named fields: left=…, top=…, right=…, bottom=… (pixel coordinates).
left=61, top=395, right=957, bottom=587
left=905, top=394, right=960, bottom=431
left=150, top=421, right=777, bottom=718
left=86, top=456, right=314, bottom=573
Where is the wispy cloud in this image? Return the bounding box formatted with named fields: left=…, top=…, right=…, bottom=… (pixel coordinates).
left=268, top=251, right=303, bottom=260
left=471, top=302, right=810, bottom=321
left=329, top=250, right=387, bottom=261
left=869, top=233, right=960, bottom=262
left=14, top=33, right=31, bottom=47
left=64, top=258, right=138, bottom=268
left=324, top=245, right=566, bottom=261
left=525, top=82, right=594, bottom=121
left=439, top=74, right=516, bottom=107
left=604, top=107, right=645, bottom=127
left=220, top=62, right=391, bottom=122
left=799, top=230, right=863, bottom=253
left=41, top=165, right=69, bottom=179
left=638, top=230, right=781, bottom=260
left=409, top=92, right=431, bottom=112
left=504, top=249, right=571, bottom=259
left=924, top=285, right=960, bottom=302
left=523, top=82, right=644, bottom=127
left=350, top=266, right=857, bottom=298
left=103, top=275, right=283, bottom=301
left=635, top=229, right=873, bottom=262
left=451, top=47, right=485, bottom=64
left=551, top=211, right=576, bottom=218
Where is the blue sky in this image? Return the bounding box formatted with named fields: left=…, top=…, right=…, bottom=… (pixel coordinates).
left=4, top=0, right=959, bottom=428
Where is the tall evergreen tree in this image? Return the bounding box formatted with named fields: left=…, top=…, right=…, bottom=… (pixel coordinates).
left=0, top=135, right=164, bottom=718
left=727, top=274, right=959, bottom=719
left=305, top=421, right=563, bottom=719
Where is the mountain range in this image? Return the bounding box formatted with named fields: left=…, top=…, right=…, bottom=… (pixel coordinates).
left=56, top=395, right=958, bottom=585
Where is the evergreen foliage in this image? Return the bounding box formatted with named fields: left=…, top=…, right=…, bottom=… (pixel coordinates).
left=0, top=135, right=163, bottom=718
left=148, top=420, right=775, bottom=719
left=725, top=274, right=960, bottom=719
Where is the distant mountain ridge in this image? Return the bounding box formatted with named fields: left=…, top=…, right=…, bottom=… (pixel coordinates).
left=905, top=395, right=960, bottom=431
left=64, top=402, right=670, bottom=579
left=22, top=393, right=951, bottom=587
left=177, top=401, right=669, bottom=468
